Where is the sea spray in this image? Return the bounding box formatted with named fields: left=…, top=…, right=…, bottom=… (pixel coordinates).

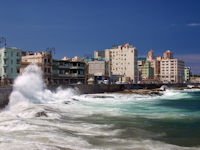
left=6, top=63, right=78, bottom=117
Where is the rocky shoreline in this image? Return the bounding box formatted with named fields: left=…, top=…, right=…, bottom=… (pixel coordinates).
left=111, top=86, right=200, bottom=96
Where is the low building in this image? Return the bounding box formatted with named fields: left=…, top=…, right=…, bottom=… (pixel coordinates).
left=52, top=57, right=85, bottom=84
left=184, top=67, right=191, bottom=82
left=85, top=58, right=107, bottom=84
left=138, top=62, right=154, bottom=81
left=20, top=51, right=52, bottom=84
left=0, top=47, right=22, bottom=84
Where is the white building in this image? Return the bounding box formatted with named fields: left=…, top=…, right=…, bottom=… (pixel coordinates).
left=160, top=59, right=185, bottom=83
left=105, top=43, right=138, bottom=83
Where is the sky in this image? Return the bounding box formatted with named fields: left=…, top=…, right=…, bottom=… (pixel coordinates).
left=0, top=0, right=200, bottom=74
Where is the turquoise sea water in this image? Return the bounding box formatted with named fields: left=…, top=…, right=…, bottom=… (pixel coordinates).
left=0, top=65, right=199, bottom=150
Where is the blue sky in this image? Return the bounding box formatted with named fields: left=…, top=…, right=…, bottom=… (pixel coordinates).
left=0, top=0, right=200, bottom=74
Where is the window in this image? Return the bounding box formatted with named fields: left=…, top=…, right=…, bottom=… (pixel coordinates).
left=11, top=68, right=13, bottom=73
left=17, top=60, right=20, bottom=64
left=17, top=52, right=20, bottom=56
left=4, top=68, right=6, bottom=73
left=17, top=68, right=20, bottom=73
left=11, top=60, right=13, bottom=64
left=11, top=52, right=13, bottom=57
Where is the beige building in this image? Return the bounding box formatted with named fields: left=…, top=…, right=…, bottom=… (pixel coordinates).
left=20, top=51, right=52, bottom=84
left=105, top=43, right=138, bottom=83
left=146, top=50, right=160, bottom=79
left=160, top=59, right=185, bottom=83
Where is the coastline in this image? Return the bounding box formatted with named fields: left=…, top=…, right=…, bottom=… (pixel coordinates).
left=0, top=83, right=199, bottom=108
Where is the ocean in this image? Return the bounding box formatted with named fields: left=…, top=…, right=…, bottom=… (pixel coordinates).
left=0, top=64, right=200, bottom=150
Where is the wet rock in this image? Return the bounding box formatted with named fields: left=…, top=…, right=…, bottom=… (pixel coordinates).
left=35, top=111, right=48, bottom=117
left=148, top=91, right=163, bottom=96
left=92, top=95, right=114, bottom=98
left=72, top=98, right=79, bottom=101
left=63, top=101, right=71, bottom=104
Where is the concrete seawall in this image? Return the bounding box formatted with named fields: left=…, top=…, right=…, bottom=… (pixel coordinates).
left=0, top=83, right=192, bottom=108
left=0, top=87, right=12, bottom=108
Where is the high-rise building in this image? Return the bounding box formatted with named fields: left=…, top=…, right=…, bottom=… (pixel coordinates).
left=105, top=43, right=138, bottom=83
left=0, top=47, right=22, bottom=84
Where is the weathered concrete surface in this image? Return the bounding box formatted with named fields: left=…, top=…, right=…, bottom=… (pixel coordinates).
left=0, top=87, right=12, bottom=108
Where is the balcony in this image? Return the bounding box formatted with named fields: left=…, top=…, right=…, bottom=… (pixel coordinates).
left=70, top=66, right=85, bottom=70
left=3, top=56, right=8, bottom=59
left=3, top=64, right=8, bottom=67
left=58, top=65, right=70, bottom=69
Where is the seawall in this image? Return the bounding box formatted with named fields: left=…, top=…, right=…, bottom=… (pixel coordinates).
left=0, top=83, right=194, bottom=108
left=0, top=87, right=12, bottom=108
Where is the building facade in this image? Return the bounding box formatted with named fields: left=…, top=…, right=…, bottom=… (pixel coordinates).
left=0, top=47, right=22, bottom=84
left=184, top=67, right=191, bottom=82
left=52, top=57, right=85, bottom=84
left=105, top=43, right=138, bottom=83
left=20, top=51, right=52, bottom=84
left=160, top=59, right=185, bottom=83
left=138, top=62, right=154, bottom=80
left=146, top=50, right=160, bottom=79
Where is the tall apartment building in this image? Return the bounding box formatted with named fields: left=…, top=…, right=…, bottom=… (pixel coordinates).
left=20, top=51, right=52, bottom=84
left=0, top=47, right=22, bottom=84
left=52, top=56, right=85, bottom=84
left=105, top=43, right=138, bottom=83
left=160, top=50, right=184, bottom=83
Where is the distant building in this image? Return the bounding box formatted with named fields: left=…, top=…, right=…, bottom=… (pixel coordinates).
left=138, top=62, right=154, bottom=81
left=163, top=50, right=174, bottom=59
left=184, top=67, right=191, bottom=82
left=20, top=51, right=52, bottom=84
left=146, top=50, right=160, bottom=79
left=105, top=43, right=138, bottom=83
left=85, top=58, right=107, bottom=84
left=160, top=58, right=185, bottom=83
left=52, top=56, right=85, bottom=84
left=94, top=51, right=105, bottom=60
left=0, top=47, right=22, bottom=84
left=137, top=57, right=146, bottom=66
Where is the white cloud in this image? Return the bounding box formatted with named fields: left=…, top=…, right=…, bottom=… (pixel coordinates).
left=187, top=23, right=200, bottom=26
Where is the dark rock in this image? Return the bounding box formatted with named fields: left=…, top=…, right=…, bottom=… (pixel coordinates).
left=92, top=95, right=114, bottom=98
left=35, top=111, right=48, bottom=117
left=63, top=101, right=71, bottom=104
left=72, top=98, right=79, bottom=101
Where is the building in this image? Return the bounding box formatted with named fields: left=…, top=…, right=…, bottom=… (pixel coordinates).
left=164, top=50, right=174, bottom=59
left=20, top=51, right=52, bottom=84
left=146, top=50, right=160, bottom=79
left=52, top=57, right=85, bottom=84
left=184, top=67, right=191, bottom=82
left=0, top=47, right=22, bottom=84
left=138, top=62, right=154, bottom=81
left=160, top=58, right=185, bottom=83
left=85, top=58, right=107, bottom=84
left=137, top=57, right=146, bottom=66
left=105, top=43, right=138, bottom=83
left=94, top=51, right=105, bottom=60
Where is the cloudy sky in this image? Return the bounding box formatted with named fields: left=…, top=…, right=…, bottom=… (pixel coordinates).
left=0, top=0, right=200, bottom=74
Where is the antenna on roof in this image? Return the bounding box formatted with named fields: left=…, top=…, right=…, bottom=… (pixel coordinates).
left=0, top=37, right=6, bottom=47
left=46, top=47, right=56, bottom=54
